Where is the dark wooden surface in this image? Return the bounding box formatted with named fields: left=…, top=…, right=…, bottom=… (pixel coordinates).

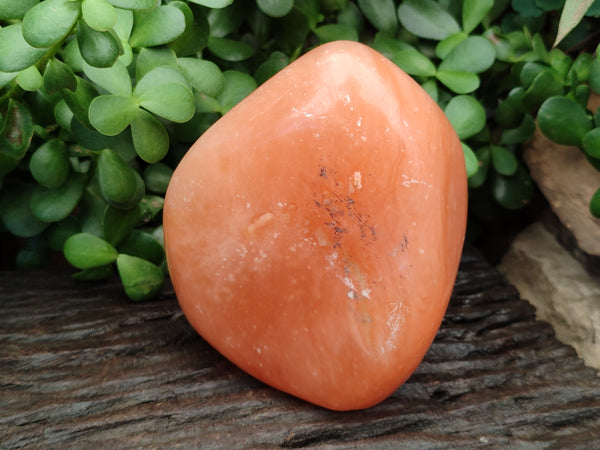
left=2, top=246, right=600, bottom=448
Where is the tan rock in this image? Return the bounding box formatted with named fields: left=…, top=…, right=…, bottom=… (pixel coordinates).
left=498, top=222, right=600, bottom=370
left=523, top=131, right=600, bottom=258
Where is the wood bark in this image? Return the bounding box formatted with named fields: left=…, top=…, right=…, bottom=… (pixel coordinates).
left=2, top=246, right=600, bottom=448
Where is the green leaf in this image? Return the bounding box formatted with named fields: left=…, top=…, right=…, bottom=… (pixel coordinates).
left=468, top=146, right=490, bottom=189
left=274, top=7, right=310, bottom=56
left=139, top=195, right=164, bottom=223
left=44, top=58, right=77, bottom=94
left=117, top=254, right=164, bottom=301
left=82, top=0, right=117, bottom=31
left=207, top=2, right=246, bottom=37
left=436, top=71, right=480, bottom=94
left=512, top=0, right=543, bottom=17
left=188, top=0, right=234, bottom=7
left=217, top=70, right=257, bottom=114
left=444, top=95, right=486, bottom=139
left=16, top=236, right=50, bottom=269
left=0, top=152, right=20, bottom=187
left=135, top=47, right=177, bottom=80
left=438, top=36, right=495, bottom=74
left=499, top=114, right=536, bottom=145
left=490, top=145, right=518, bottom=176
left=177, top=58, right=224, bottom=97
left=462, top=0, right=493, bottom=33
left=29, top=139, right=71, bottom=188
left=113, top=6, right=134, bottom=40
left=77, top=20, right=122, bottom=68
left=137, top=83, right=195, bottom=123
left=372, top=33, right=436, bottom=77
left=105, top=0, right=158, bottom=10
left=357, top=0, right=397, bottom=35
left=257, top=0, right=293, bottom=18
left=22, top=0, right=80, bottom=48
left=314, top=24, right=359, bottom=43
left=435, top=32, right=468, bottom=59
left=89, top=95, right=139, bottom=136
left=521, top=69, right=564, bottom=110
left=0, top=183, right=48, bottom=238
left=82, top=60, right=132, bottom=96
left=46, top=216, right=81, bottom=251
left=130, top=5, right=186, bottom=48
left=70, top=117, right=113, bottom=150
left=495, top=87, right=526, bottom=128
left=554, top=0, right=596, bottom=47
left=0, top=24, right=47, bottom=72
left=590, top=59, right=600, bottom=94
left=0, top=0, right=39, bottom=20
left=255, top=51, right=289, bottom=85
left=169, top=1, right=209, bottom=56
left=103, top=204, right=141, bottom=246
left=492, top=163, right=534, bottom=210
left=0, top=99, right=34, bottom=160
left=134, top=65, right=187, bottom=96
left=207, top=36, right=254, bottom=61
left=397, top=0, right=460, bottom=40
left=590, top=186, right=600, bottom=218
left=31, top=173, right=87, bottom=223
left=143, top=163, right=172, bottom=194
left=16, top=66, right=43, bottom=91
left=582, top=128, right=600, bottom=158
left=64, top=232, right=118, bottom=269
left=97, top=148, right=145, bottom=208
left=119, top=230, right=164, bottom=266
left=538, top=96, right=594, bottom=146
left=131, top=109, right=169, bottom=163
left=62, top=39, right=86, bottom=72
left=462, top=142, right=478, bottom=178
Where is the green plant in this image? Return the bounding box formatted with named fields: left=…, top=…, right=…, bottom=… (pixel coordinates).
left=0, top=0, right=599, bottom=300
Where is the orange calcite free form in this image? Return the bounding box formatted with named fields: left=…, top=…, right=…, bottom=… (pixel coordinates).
left=164, top=41, right=467, bottom=411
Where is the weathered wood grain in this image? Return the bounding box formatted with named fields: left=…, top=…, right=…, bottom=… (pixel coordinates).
left=2, top=246, right=600, bottom=448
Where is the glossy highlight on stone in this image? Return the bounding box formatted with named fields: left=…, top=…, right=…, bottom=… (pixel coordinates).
left=164, top=41, right=468, bottom=411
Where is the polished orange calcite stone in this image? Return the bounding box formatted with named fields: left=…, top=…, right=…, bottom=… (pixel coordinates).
left=164, top=41, right=467, bottom=410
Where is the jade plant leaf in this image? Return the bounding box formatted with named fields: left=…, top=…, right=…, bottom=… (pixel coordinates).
left=255, top=51, right=289, bottom=85
left=133, top=65, right=187, bottom=96
left=177, top=58, right=224, bottom=97
left=188, top=0, right=234, bottom=7
left=0, top=0, right=39, bottom=20
left=131, top=109, right=169, bottom=163
left=29, top=139, right=71, bottom=188
left=46, top=216, right=81, bottom=252
left=82, top=60, right=132, bottom=96
left=257, top=0, right=293, bottom=18
left=82, top=0, right=117, bottom=31
left=31, top=173, right=87, bottom=223
left=135, top=47, right=178, bottom=80
left=97, top=148, right=145, bottom=208
left=314, top=24, right=359, bottom=43
left=64, top=232, right=119, bottom=269
left=103, top=204, right=142, bottom=246
left=0, top=24, right=47, bottom=73
left=0, top=183, right=49, bottom=237
left=130, top=5, right=186, bottom=48
left=207, top=36, right=255, bottom=61
left=0, top=100, right=34, bottom=160
left=357, top=0, right=398, bottom=35
left=169, top=1, right=209, bottom=56
left=136, top=83, right=195, bottom=122
left=44, top=58, right=77, bottom=94
left=77, top=20, right=122, bottom=68
left=397, top=0, right=460, bottom=40
left=462, top=0, right=493, bottom=33
left=462, top=143, right=479, bottom=178
left=89, top=95, right=139, bottom=136
left=590, top=186, right=600, bottom=218
left=116, top=254, right=164, bottom=301
left=436, top=71, right=480, bottom=94
left=582, top=128, right=600, bottom=158
left=444, top=95, right=486, bottom=139
left=490, top=145, right=518, bottom=176
left=538, top=96, right=594, bottom=146
left=372, top=34, right=436, bottom=77
left=119, top=230, right=165, bottom=266
left=435, top=32, right=468, bottom=59
left=217, top=70, right=257, bottom=114
left=22, top=0, right=80, bottom=48
left=143, top=163, right=172, bottom=194
left=438, top=36, right=496, bottom=74
left=492, top=164, right=534, bottom=210
left=16, top=66, right=43, bottom=91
